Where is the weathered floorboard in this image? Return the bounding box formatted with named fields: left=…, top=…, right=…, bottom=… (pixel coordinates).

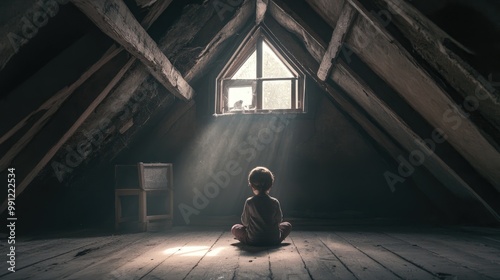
left=317, top=231, right=401, bottom=279
left=21, top=234, right=146, bottom=280
left=1, top=235, right=117, bottom=278
left=335, top=231, right=439, bottom=280
left=184, top=231, right=240, bottom=280
left=365, top=231, right=494, bottom=279
left=139, top=230, right=223, bottom=279
left=291, top=231, right=357, bottom=280
left=386, top=231, right=500, bottom=278
left=234, top=245, right=272, bottom=280
left=70, top=230, right=189, bottom=279
left=268, top=238, right=311, bottom=279
left=2, top=227, right=500, bottom=279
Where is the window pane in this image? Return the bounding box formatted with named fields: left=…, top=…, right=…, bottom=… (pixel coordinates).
left=263, top=80, right=291, bottom=110
left=262, top=41, right=294, bottom=78
left=228, top=87, right=253, bottom=111
left=232, top=51, right=257, bottom=79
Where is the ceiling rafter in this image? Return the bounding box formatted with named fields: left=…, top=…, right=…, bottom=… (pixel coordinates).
left=135, top=0, right=158, bottom=8
left=72, top=0, right=194, bottom=101
left=264, top=16, right=462, bottom=219
left=267, top=0, right=500, bottom=222
left=0, top=0, right=174, bottom=214
left=256, top=0, right=268, bottom=25
left=317, top=1, right=356, bottom=81
left=373, top=0, right=500, bottom=131
left=268, top=0, right=326, bottom=62
left=332, top=61, right=500, bottom=222
left=1, top=54, right=136, bottom=215
left=345, top=0, right=500, bottom=190
left=0, top=0, right=173, bottom=172
left=184, top=0, right=254, bottom=82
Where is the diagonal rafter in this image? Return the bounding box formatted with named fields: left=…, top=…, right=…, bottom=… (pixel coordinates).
left=0, top=0, right=174, bottom=214
left=317, top=1, right=356, bottom=81
left=256, top=0, right=269, bottom=25
left=0, top=0, right=253, bottom=214
left=72, top=0, right=194, bottom=101
left=0, top=0, right=173, bottom=171
left=266, top=3, right=500, bottom=222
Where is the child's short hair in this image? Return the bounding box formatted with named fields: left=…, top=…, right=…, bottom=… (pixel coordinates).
left=248, top=166, right=274, bottom=193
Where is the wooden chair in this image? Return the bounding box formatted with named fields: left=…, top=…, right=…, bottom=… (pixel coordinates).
left=115, top=163, right=173, bottom=231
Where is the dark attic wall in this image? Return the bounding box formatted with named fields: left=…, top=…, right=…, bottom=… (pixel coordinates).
left=2, top=0, right=499, bottom=233
left=13, top=76, right=455, bottom=232
left=184, top=85, right=446, bottom=226
left=111, top=73, right=453, bottom=227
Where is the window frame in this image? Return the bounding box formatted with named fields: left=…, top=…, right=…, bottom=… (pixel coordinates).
left=216, top=26, right=305, bottom=115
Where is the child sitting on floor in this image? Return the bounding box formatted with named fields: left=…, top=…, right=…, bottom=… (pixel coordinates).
left=231, top=166, right=292, bottom=246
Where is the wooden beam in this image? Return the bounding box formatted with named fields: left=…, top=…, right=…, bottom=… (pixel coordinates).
left=0, top=45, right=121, bottom=171
left=86, top=0, right=253, bottom=162
left=268, top=0, right=326, bottom=62
left=331, top=61, right=500, bottom=222
left=256, top=0, right=268, bottom=25
left=306, top=0, right=500, bottom=194
left=0, top=0, right=172, bottom=171
left=71, top=0, right=194, bottom=101
left=184, top=0, right=254, bottom=82
left=140, top=0, right=173, bottom=29
left=135, top=0, right=157, bottom=8
left=264, top=16, right=464, bottom=220
left=0, top=1, right=235, bottom=214
left=372, top=0, right=500, bottom=131
left=74, top=0, right=253, bottom=163
left=344, top=1, right=500, bottom=190
left=265, top=11, right=500, bottom=222
left=0, top=32, right=112, bottom=141
left=83, top=2, right=223, bottom=136
left=317, top=1, right=356, bottom=81
left=0, top=52, right=135, bottom=214
left=305, top=0, right=345, bottom=28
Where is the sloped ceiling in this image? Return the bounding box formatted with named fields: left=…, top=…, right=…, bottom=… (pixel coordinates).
left=0, top=0, right=499, bottom=224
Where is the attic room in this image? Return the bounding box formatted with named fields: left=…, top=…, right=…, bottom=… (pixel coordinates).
left=1, top=0, right=499, bottom=278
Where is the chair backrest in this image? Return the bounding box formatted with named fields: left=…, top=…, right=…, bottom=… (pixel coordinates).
left=139, top=163, right=172, bottom=190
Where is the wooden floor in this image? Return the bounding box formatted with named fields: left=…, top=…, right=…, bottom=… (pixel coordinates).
left=1, top=225, right=500, bottom=279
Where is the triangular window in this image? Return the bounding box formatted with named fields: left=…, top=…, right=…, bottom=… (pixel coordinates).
left=216, top=27, right=305, bottom=114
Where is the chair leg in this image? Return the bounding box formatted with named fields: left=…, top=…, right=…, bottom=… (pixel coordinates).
left=139, top=190, right=147, bottom=231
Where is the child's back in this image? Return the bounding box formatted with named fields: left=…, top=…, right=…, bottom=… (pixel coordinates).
left=231, top=167, right=292, bottom=246
left=243, top=194, right=282, bottom=245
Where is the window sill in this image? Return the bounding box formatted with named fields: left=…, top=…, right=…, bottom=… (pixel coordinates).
left=213, top=109, right=305, bottom=116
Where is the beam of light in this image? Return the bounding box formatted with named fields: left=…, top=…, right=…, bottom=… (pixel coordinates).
left=176, top=113, right=298, bottom=220
left=163, top=246, right=226, bottom=256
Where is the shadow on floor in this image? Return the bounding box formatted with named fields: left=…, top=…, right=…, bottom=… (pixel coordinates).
left=230, top=241, right=291, bottom=255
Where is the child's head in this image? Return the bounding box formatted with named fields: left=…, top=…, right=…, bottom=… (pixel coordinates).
left=248, top=166, right=274, bottom=194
